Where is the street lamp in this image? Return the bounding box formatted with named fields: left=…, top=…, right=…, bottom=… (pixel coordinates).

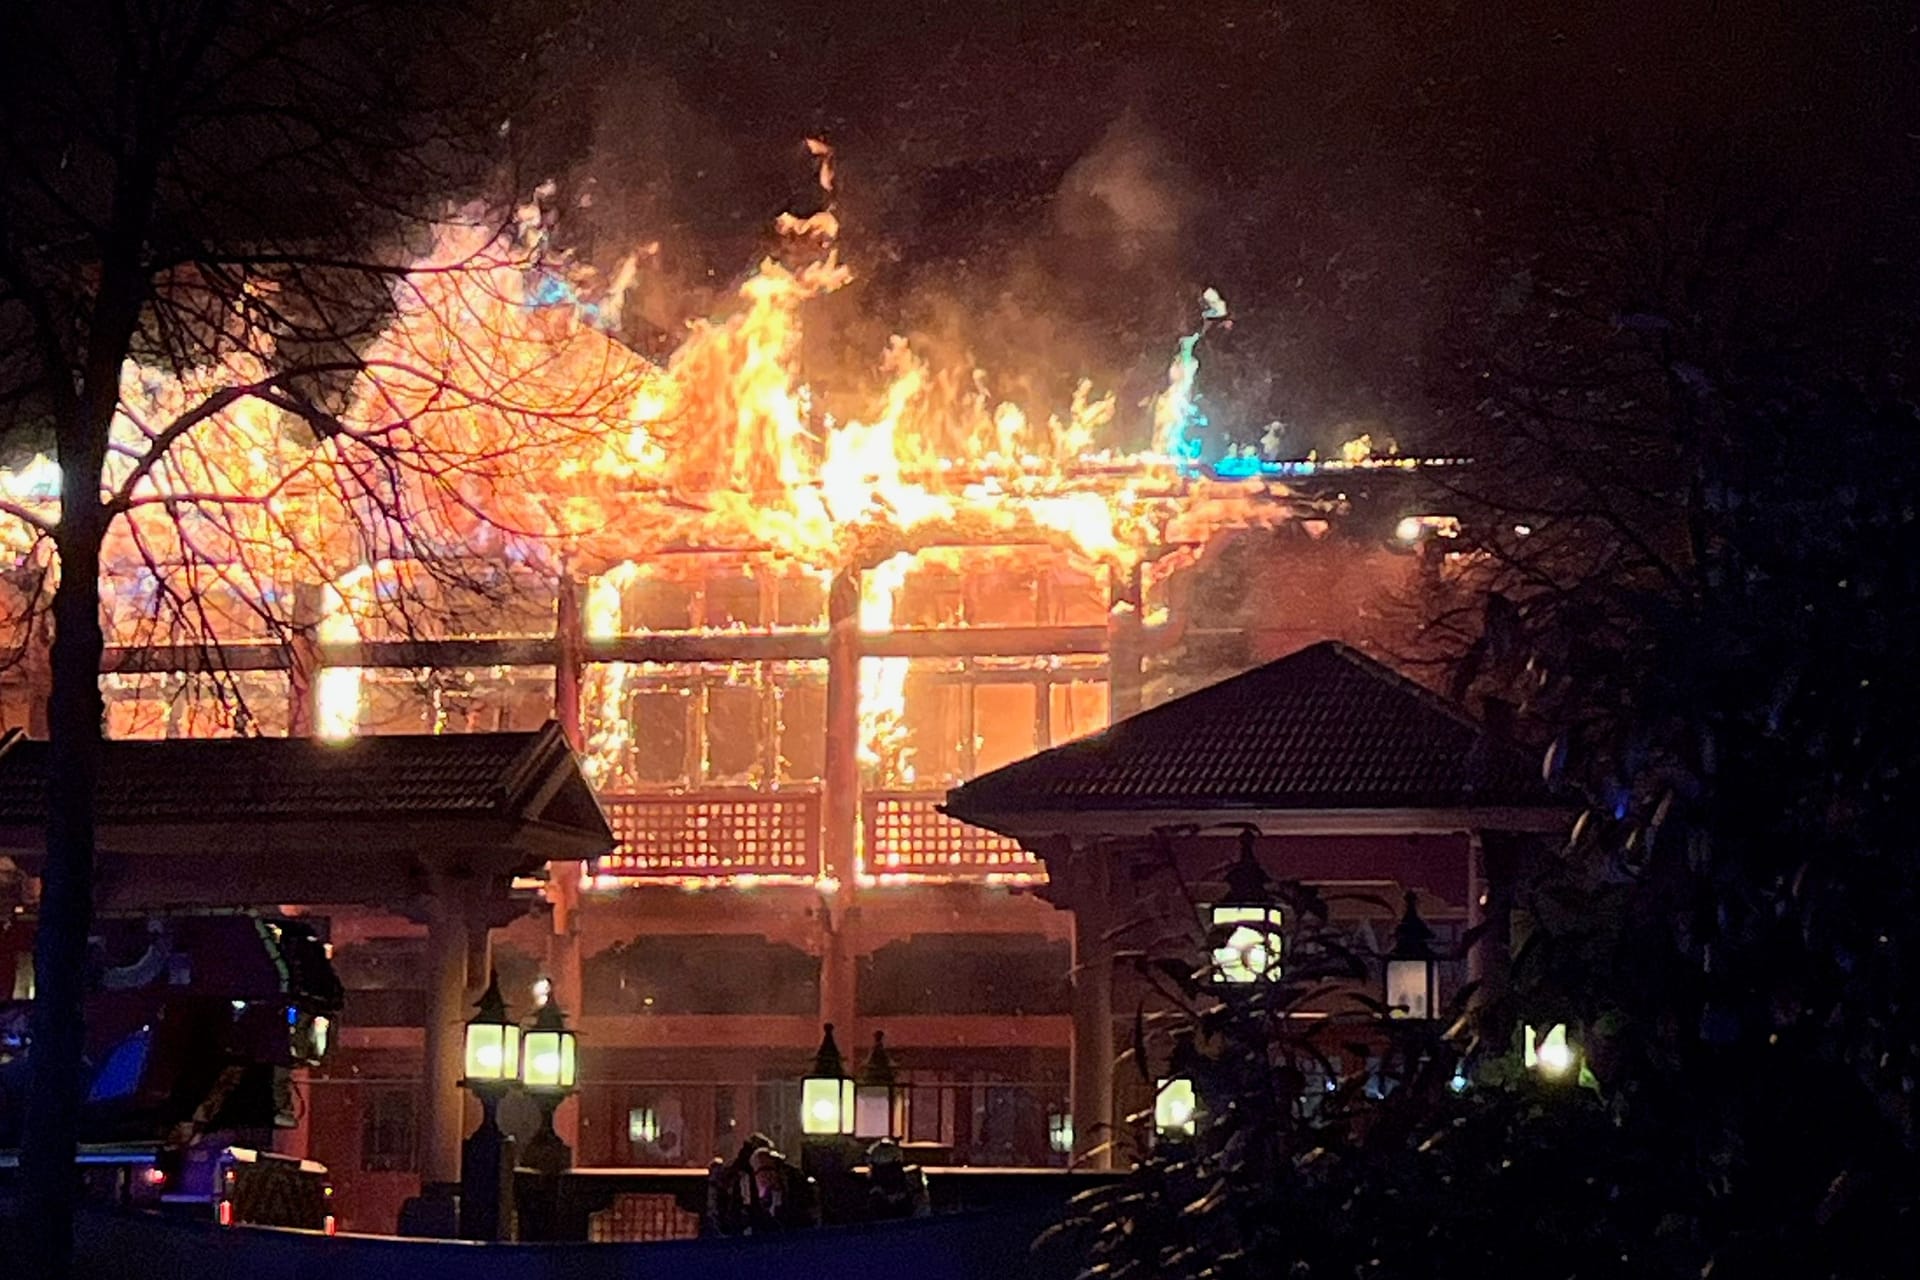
left=1154, top=1029, right=1201, bottom=1145
left=458, top=971, right=519, bottom=1240
left=1211, top=830, right=1282, bottom=984
left=464, top=971, right=521, bottom=1089
left=1154, top=1078, right=1197, bottom=1142
left=1384, top=891, right=1440, bottom=1020
left=801, top=1023, right=856, bottom=1137
left=518, top=982, right=579, bottom=1175
left=854, top=1030, right=905, bottom=1142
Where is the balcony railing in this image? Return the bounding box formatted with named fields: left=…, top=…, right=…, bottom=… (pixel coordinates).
left=596, top=789, right=823, bottom=880
left=864, top=792, right=1041, bottom=879
left=590, top=788, right=1042, bottom=883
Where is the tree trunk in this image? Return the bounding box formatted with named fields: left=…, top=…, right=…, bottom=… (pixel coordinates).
left=22, top=462, right=109, bottom=1279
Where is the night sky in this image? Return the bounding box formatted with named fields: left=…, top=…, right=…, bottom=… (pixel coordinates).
left=526, top=1, right=1918, bottom=454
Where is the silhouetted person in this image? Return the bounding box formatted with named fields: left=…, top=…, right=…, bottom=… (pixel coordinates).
left=704, top=1131, right=773, bottom=1236
left=863, top=1139, right=930, bottom=1221
left=744, top=1146, right=819, bottom=1232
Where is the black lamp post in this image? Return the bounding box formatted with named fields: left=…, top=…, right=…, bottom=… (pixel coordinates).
left=517, top=984, right=578, bottom=1176
left=1384, top=891, right=1440, bottom=1020
left=1211, top=829, right=1283, bottom=984
left=854, top=1030, right=904, bottom=1142
left=799, top=1023, right=861, bottom=1222
left=458, top=971, right=520, bottom=1240
left=801, top=1023, right=856, bottom=1138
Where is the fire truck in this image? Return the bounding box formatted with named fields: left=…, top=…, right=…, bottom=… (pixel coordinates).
left=0, top=909, right=344, bottom=1231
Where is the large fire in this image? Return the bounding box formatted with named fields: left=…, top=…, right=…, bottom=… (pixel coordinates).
left=0, top=141, right=1446, bottom=882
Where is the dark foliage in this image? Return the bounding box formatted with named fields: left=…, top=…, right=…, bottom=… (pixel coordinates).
left=1072, top=53, right=1920, bottom=1276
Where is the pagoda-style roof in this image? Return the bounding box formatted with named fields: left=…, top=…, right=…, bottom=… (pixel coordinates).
left=945, top=642, right=1563, bottom=839
left=0, top=723, right=611, bottom=909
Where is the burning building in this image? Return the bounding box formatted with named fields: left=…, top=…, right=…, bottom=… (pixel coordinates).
left=0, top=146, right=1471, bottom=1231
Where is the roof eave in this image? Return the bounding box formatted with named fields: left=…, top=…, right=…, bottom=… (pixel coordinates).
left=943, top=803, right=1574, bottom=842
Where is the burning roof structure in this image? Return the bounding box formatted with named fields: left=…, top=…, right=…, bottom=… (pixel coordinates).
left=0, top=141, right=1462, bottom=888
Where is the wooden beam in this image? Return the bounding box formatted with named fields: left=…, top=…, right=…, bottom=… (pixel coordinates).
left=102, top=625, right=1111, bottom=676
left=576, top=1013, right=822, bottom=1050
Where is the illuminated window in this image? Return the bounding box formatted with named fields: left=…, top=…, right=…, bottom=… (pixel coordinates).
left=1048, top=680, right=1108, bottom=745
left=704, top=575, right=761, bottom=628
left=703, top=683, right=763, bottom=783
left=628, top=690, right=691, bottom=785
left=901, top=675, right=964, bottom=784
left=774, top=575, right=827, bottom=628
left=625, top=579, right=693, bottom=632
left=897, top=565, right=963, bottom=627
left=1047, top=568, right=1108, bottom=626
left=972, top=683, right=1037, bottom=774
left=964, top=568, right=1039, bottom=625
left=777, top=678, right=827, bottom=781
left=627, top=1106, right=660, bottom=1145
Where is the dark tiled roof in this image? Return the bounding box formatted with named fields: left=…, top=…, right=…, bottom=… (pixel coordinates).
left=0, top=723, right=596, bottom=827
left=946, top=642, right=1551, bottom=818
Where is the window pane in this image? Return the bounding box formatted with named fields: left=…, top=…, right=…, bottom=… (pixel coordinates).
left=704, top=684, right=763, bottom=783
left=858, top=935, right=1070, bottom=1015
left=902, top=677, right=963, bottom=784
left=630, top=691, right=691, bottom=784
left=966, top=569, right=1038, bottom=625
left=626, top=578, right=693, bottom=632
left=1048, top=681, right=1109, bottom=745
left=774, top=575, right=827, bottom=628
left=361, top=1087, right=417, bottom=1172
left=899, top=567, right=963, bottom=628
left=777, top=681, right=826, bottom=781
left=973, top=684, right=1036, bottom=774
left=705, top=575, right=760, bottom=628
left=583, top=936, right=820, bottom=1015
left=1049, top=569, right=1108, bottom=625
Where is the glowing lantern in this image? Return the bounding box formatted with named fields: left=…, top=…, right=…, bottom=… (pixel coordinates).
left=801, top=1023, right=855, bottom=1136
left=461, top=971, right=519, bottom=1092
left=1047, top=1111, right=1074, bottom=1155
left=854, top=1030, right=905, bottom=1141
left=1524, top=1024, right=1577, bottom=1080
left=1154, top=1078, right=1197, bottom=1141
left=1211, top=831, right=1282, bottom=984
left=1384, top=891, right=1440, bottom=1020
left=519, top=985, right=578, bottom=1095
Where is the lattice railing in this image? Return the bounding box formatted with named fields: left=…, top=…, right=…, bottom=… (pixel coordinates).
left=587, top=1193, right=702, bottom=1242
left=596, top=789, right=822, bottom=879
left=864, top=791, right=1043, bottom=879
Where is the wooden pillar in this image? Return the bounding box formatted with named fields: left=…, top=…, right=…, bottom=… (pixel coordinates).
left=545, top=926, right=584, bottom=1149
left=286, top=583, right=324, bottom=737
left=819, top=568, right=863, bottom=1035
left=822, top=569, right=861, bottom=884
left=420, top=878, right=477, bottom=1190
left=1106, top=564, right=1144, bottom=725
left=1466, top=831, right=1517, bottom=1024
left=550, top=572, right=588, bottom=1149
left=818, top=907, right=858, bottom=1038
left=553, top=574, right=585, bottom=750
left=1069, top=850, right=1116, bottom=1169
